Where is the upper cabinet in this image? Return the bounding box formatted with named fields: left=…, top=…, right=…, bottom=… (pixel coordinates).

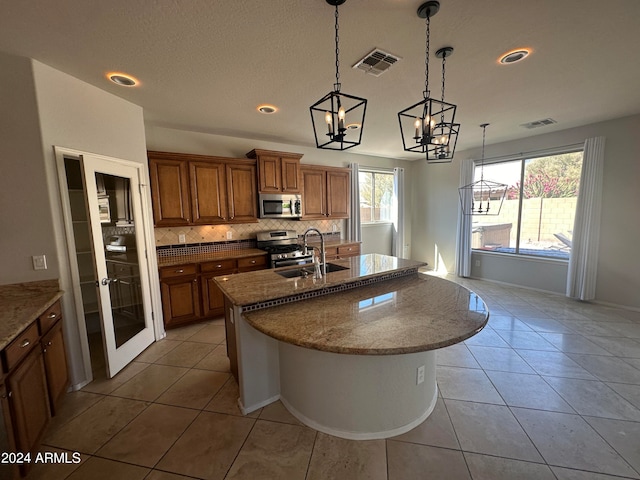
left=148, top=151, right=258, bottom=227
left=300, top=165, right=350, bottom=220
left=246, top=149, right=303, bottom=194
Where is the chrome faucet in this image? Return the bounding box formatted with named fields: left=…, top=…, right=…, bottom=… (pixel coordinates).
left=302, top=227, right=326, bottom=278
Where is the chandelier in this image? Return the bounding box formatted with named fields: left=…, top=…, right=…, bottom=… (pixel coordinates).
left=310, top=0, right=367, bottom=151
left=459, top=124, right=507, bottom=215
left=398, top=1, right=459, bottom=162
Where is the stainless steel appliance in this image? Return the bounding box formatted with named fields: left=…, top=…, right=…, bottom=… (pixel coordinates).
left=258, top=193, right=302, bottom=219
left=256, top=230, right=313, bottom=268
left=105, top=234, right=137, bottom=259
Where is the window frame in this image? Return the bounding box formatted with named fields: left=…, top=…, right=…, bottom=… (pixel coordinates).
left=358, top=168, right=394, bottom=225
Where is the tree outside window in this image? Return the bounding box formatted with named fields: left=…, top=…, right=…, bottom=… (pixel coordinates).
left=359, top=171, right=394, bottom=223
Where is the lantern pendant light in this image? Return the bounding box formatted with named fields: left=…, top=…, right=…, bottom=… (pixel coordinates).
left=459, top=124, right=507, bottom=215
left=310, top=0, right=368, bottom=151
left=397, top=1, right=459, bottom=162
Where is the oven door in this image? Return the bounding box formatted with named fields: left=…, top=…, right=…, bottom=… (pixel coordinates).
left=272, top=256, right=314, bottom=268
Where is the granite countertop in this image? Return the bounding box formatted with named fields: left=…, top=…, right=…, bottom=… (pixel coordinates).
left=214, top=254, right=425, bottom=307
left=157, top=248, right=268, bottom=268
left=0, top=280, right=63, bottom=351
left=243, top=273, right=488, bottom=355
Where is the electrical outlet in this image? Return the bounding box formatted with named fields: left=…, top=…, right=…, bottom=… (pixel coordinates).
left=226, top=231, right=233, bottom=240
left=178, top=234, right=186, bottom=244
left=416, top=365, right=425, bottom=385
left=332, top=224, right=337, bottom=233
left=32, top=255, right=47, bottom=270
left=475, top=260, right=481, bottom=267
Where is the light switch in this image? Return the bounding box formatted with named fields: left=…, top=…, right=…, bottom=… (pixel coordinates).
left=178, top=234, right=186, bottom=243
left=32, top=255, right=47, bottom=270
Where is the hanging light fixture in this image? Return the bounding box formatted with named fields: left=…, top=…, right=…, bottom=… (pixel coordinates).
left=397, top=1, right=459, bottom=162
left=310, top=0, right=367, bottom=151
left=459, top=124, right=507, bottom=215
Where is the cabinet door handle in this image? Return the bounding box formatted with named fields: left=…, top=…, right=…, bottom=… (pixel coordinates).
left=46, top=341, right=53, bottom=347
left=193, top=279, right=197, bottom=283
left=47, top=312, right=57, bottom=319
left=250, top=260, right=256, bottom=264
left=20, top=339, right=31, bottom=348
left=176, top=269, right=184, bottom=273
left=216, top=264, right=222, bottom=268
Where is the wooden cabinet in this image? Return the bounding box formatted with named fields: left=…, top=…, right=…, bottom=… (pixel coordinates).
left=159, top=264, right=202, bottom=328
left=41, top=321, right=69, bottom=416
left=300, top=165, right=350, bottom=220
left=148, top=157, right=191, bottom=227
left=159, top=255, right=268, bottom=328
left=325, top=242, right=361, bottom=261
left=226, top=163, right=258, bottom=222
left=246, top=149, right=303, bottom=194
left=148, top=151, right=258, bottom=227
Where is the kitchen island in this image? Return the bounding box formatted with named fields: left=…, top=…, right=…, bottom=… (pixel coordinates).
left=215, top=254, right=488, bottom=439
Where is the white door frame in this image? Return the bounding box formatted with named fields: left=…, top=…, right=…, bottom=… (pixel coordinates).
left=54, top=147, right=164, bottom=384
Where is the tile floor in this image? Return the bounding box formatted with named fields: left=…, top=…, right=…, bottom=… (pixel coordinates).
left=26, top=275, right=640, bottom=480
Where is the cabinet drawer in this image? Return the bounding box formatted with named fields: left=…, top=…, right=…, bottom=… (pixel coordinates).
left=338, top=244, right=360, bottom=256
left=160, top=264, right=198, bottom=279
left=38, top=301, right=62, bottom=335
left=201, top=259, right=236, bottom=273
left=4, top=322, right=39, bottom=372
left=237, top=255, right=267, bottom=271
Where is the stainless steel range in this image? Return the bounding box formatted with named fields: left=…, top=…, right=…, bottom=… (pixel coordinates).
left=256, top=230, right=314, bottom=268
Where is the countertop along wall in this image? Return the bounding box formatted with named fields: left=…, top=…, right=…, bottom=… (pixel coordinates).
left=410, top=114, right=640, bottom=309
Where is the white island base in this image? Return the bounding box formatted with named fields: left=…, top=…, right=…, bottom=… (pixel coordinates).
left=278, top=342, right=437, bottom=440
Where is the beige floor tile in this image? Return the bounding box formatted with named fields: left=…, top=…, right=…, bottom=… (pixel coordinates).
left=494, top=330, right=559, bottom=351
left=485, top=371, right=574, bottom=413
left=24, top=447, right=89, bottom=480
left=96, top=403, right=198, bottom=467
left=607, top=382, right=640, bottom=410
left=464, top=452, right=556, bottom=480
left=586, top=336, right=640, bottom=358
left=551, top=466, right=638, bottom=480
left=568, top=354, right=640, bottom=384
left=387, top=441, right=471, bottom=480
left=539, top=333, right=613, bottom=355
left=515, top=349, right=596, bottom=379
left=543, top=376, right=640, bottom=421
left=155, top=341, right=215, bottom=368
left=436, top=344, right=481, bottom=368
left=156, top=411, right=255, bottom=480
left=258, top=400, right=303, bottom=426
left=46, top=391, right=104, bottom=431
left=164, top=322, right=208, bottom=341
left=81, top=360, right=150, bottom=395
left=488, top=315, right=534, bottom=331
left=156, top=369, right=230, bottom=409
left=194, top=345, right=231, bottom=372
left=512, top=408, right=639, bottom=478
left=134, top=339, right=183, bottom=363
left=464, top=328, right=511, bottom=348
left=306, top=433, right=386, bottom=480
left=64, top=456, right=149, bottom=480
left=110, top=364, right=188, bottom=401
left=226, top=420, right=316, bottom=479
left=187, top=323, right=227, bottom=344
left=391, top=397, right=459, bottom=450
left=584, top=416, right=640, bottom=474
left=145, top=471, right=197, bottom=480
left=204, top=378, right=260, bottom=418
left=437, top=366, right=505, bottom=404
left=44, top=396, right=149, bottom=454
left=467, top=345, right=536, bottom=373
left=445, top=400, right=543, bottom=463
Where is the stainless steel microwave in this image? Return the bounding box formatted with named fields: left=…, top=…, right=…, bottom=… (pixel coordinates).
left=258, top=193, right=302, bottom=219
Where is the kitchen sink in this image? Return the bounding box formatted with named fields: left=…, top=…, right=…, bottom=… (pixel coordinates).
left=275, top=263, right=349, bottom=278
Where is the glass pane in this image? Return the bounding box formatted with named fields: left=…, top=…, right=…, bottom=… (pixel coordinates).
left=472, top=160, right=521, bottom=252
left=374, top=173, right=394, bottom=222
left=517, top=152, right=582, bottom=259
left=359, top=171, right=374, bottom=223
left=98, top=172, right=146, bottom=348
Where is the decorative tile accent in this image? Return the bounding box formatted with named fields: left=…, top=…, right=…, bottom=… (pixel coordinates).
left=157, top=239, right=257, bottom=258
left=242, top=268, right=419, bottom=312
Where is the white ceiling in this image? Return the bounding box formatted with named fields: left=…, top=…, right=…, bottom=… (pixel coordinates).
left=1, top=0, right=639, bottom=160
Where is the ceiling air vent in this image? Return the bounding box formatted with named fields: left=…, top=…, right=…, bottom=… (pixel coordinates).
left=353, top=48, right=401, bottom=77
left=520, top=118, right=557, bottom=129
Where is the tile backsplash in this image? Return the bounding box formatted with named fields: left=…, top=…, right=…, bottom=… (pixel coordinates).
left=154, top=218, right=345, bottom=247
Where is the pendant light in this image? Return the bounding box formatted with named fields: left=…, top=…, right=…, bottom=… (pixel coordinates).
left=459, top=124, right=507, bottom=215
left=310, top=0, right=367, bottom=151
left=397, top=1, right=459, bottom=162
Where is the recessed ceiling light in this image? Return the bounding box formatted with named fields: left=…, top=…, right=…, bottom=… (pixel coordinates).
left=107, top=72, right=139, bottom=86
left=498, top=48, right=531, bottom=65
left=346, top=123, right=361, bottom=130
left=257, top=105, right=278, bottom=114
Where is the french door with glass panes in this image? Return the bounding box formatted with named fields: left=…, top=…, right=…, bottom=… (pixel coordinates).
left=81, top=154, right=155, bottom=377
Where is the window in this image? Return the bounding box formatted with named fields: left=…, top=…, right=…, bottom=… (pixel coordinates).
left=359, top=170, right=394, bottom=223
left=472, top=151, right=583, bottom=260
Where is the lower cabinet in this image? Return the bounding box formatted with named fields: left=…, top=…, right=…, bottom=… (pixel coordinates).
left=159, top=255, right=267, bottom=329
left=324, top=242, right=361, bottom=261
left=0, top=299, right=69, bottom=478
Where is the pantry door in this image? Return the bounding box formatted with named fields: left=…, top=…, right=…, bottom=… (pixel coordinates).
left=81, top=154, right=155, bottom=377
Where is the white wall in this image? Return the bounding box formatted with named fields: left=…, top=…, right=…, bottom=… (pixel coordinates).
left=361, top=223, right=393, bottom=255
left=411, top=114, right=640, bottom=309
